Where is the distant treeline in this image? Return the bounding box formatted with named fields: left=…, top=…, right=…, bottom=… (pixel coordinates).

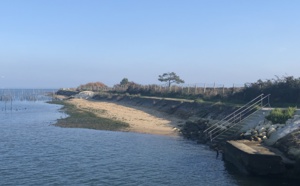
left=112, top=82, right=242, bottom=100
left=57, top=76, right=300, bottom=106
left=229, top=76, right=300, bottom=106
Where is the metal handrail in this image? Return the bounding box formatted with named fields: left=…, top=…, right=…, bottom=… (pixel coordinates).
left=210, top=102, right=270, bottom=141
left=209, top=104, right=259, bottom=138
left=203, top=94, right=264, bottom=133
left=205, top=94, right=270, bottom=142
left=208, top=94, right=269, bottom=135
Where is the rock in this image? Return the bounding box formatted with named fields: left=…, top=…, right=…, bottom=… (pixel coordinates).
left=267, top=127, right=276, bottom=137
left=258, top=126, right=266, bottom=133
left=262, top=136, right=268, bottom=140
left=264, top=123, right=271, bottom=129
left=252, top=130, right=258, bottom=136
left=253, top=136, right=261, bottom=142
left=258, top=132, right=267, bottom=138
left=244, top=130, right=252, bottom=136
left=243, top=130, right=252, bottom=140
left=74, top=91, right=95, bottom=99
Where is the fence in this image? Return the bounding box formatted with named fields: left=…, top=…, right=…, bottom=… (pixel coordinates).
left=110, top=83, right=244, bottom=97
left=0, top=89, right=56, bottom=102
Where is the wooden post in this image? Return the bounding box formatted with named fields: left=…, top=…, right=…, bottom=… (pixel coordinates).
left=222, top=84, right=225, bottom=96
left=213, top=82, right=216, bottom=94
left=204, top=84, right=206, bottom=94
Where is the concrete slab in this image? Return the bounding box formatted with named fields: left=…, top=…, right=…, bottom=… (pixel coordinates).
left=224, top=140, right=288, bottom=175
left=228, top=140, right=276, bottom=155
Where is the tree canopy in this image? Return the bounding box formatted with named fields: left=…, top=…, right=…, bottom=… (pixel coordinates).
left=230, top=75, right=300, bottom=105
left=120, top=78, right=129, bottom=86
left=77, top=82, right=107, bottom=91
left=158, top=72, right=185, bottom=87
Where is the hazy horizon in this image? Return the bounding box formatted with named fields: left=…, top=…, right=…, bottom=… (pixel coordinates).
left=1, top=0, right=299, bottom=89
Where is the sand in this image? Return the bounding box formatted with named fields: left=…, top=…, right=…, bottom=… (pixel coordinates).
left=66, top=98, right=185, bottom=136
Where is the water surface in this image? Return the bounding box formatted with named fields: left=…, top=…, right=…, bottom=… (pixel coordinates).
left=0, top=98, right=297, bottom=185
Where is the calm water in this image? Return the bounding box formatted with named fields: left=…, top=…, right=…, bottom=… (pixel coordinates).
left=0, top=95, right=297, bottom=185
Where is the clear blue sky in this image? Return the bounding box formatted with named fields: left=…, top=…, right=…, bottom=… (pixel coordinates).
left=1, top=0, right=299, bottom=88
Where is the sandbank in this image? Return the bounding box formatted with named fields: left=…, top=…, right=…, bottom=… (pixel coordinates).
left=65, top=98, right=184, bottom=136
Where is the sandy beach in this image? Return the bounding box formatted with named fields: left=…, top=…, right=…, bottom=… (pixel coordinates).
left=65, top=98, right=184, bottom=136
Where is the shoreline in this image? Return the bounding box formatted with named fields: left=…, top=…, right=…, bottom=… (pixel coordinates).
left=53, top=97, right=185, bottom=136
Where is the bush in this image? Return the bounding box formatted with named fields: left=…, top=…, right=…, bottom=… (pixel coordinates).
left=229, top=76, right=300, bottom=106
left=77, top=82, right=107, bottom=91
left=266, top=107, right=296, bottom=124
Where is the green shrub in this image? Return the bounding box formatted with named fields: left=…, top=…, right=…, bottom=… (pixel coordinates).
left=266, top=107, right=296, bottom=124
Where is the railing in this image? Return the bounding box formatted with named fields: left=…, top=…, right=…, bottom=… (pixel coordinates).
left=204, top=94, right=270, bottom=142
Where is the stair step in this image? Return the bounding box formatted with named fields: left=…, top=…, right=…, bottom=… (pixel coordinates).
left=205, top=94, right=271, bottom=143
left=225, top=131, right=233, bottom=135
left=215, top=134, right=231, bottom=140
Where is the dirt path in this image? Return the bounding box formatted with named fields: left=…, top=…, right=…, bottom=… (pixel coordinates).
left=67, top=98, right=185, bottom=136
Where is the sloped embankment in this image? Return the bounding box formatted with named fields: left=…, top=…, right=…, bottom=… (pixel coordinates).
left=92, top=94, right=238, bottom=141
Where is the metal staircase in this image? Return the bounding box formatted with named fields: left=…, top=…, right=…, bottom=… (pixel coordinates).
left=203, top=94, right=270, bottom=144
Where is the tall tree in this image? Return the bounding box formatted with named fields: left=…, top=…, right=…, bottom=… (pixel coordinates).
left=158, top=72, right=185, bottom=87
left=120, top=78, right=129, bottom=86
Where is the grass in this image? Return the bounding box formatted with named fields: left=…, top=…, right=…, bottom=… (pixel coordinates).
left=266, top=107, right=296, bottom=124
left=49, top=100, right=130, bottom=131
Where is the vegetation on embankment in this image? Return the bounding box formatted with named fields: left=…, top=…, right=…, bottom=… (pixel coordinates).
left=50, top=100, right=129, bottom=131
left=266, top=107, right=296, bottom=124
left=56, top=89, right=79, bottom=96
left=56, top=75, right=300, bottom=107
left=229, top=76, right=300, bottom=106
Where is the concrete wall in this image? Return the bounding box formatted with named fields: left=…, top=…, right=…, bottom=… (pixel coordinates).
left=224, top=141, right=286, bottom=175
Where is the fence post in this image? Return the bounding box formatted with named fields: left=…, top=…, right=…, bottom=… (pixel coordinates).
left=222, top=84, right=225, bottom=96
left=213, top=82, right=216, bottom=94
left=204, top=84, right=206, bottom=94
left=194, top=84, right=197, bottom=94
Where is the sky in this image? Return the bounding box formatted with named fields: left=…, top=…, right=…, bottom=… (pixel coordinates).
left=0, top=0, right=300, bottom=88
